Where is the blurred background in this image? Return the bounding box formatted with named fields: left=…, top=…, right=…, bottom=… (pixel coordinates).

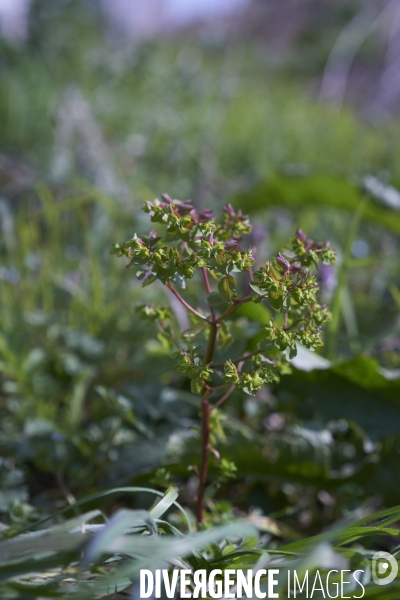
left=1, top=0, right=400, bottom=533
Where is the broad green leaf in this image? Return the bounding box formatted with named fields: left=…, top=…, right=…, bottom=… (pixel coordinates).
left=234, top=173, right=400, bottom=235
left=191, top=376, right=203, bottom=394
left=168, top=426, right=333, bottom=484
left=235, top=301, right=271, bottom=324
left=218, top=275, right=236, bottom=303
left=268, top=291, right=282, bottom=310
left=280, top=355, right=400, bottom=441
left=207, top=292, right=225, bottom=306
left=249, top=282, right=266, bottom=296
left=290, top=343, right=331, bottom=372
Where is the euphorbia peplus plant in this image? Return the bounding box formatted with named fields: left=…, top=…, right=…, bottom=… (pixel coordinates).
left=111, top=195, right=336, bottom=524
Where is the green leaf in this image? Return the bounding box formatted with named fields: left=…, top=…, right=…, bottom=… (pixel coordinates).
left=14, top=487, right=191, bottom=538
left=149, top=487, right=179, bottom=519
left=140, top=273, right=157, bottom=287
left=182, top=322, right=208, bottom=338
left=290, top=343, right=331, bottom=372
left=279, top=355, right=400, bottom=442
left=171, top=273, right=186, bottom=289
left=235, top=300, right=271, bottom=324
left=93, top=522, right=258, bottom=573
left=207, top=292, right=225, bottom=306
left=234, top=173, right=400, bottom=235
left=249, top=282, right=266, bottom=296
left=282, top=294, right=291, bottom=311
left=5, top=582, right=66, bottom=597
left=283, top=344, right=297, bottom=360
left=218, top=275, right=236, bottom=303
left=0, top=527, right=88, bottom=563
left=191, top=376, right=204, bottom=394
left=84, top=509, right=157, bottom=564
left=268, top=291, right=282, bottom=310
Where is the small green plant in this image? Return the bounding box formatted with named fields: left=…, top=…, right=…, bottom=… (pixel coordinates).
left=111, top=195, right=336, bottom=523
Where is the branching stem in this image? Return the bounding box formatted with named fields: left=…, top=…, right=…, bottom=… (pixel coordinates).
left=196, top=390, right=211, bottom=524
left=212, top=384, right=235, bottom=409
left=201, top=267, right=217, bottom=322
left=165, top=280, right=209, bottom=322
left=217, top=296, right=252, bottom=323
left=211, top=349, right=267, bottom=369
left=197, top=268, right=220, bottom=524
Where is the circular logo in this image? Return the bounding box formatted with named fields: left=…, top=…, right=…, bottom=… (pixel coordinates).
left=372, top=551, right=398, bottom=586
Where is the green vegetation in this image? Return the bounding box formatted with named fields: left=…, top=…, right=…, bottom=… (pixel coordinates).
left=112, top=198, right=335, bottom=523
left=1, top=1, right=400, bottom=598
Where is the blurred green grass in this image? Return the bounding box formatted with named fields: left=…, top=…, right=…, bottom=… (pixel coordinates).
left=2, top=2, right=400, bottom=200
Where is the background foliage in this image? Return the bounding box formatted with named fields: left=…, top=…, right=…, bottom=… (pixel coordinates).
left=0, top=0, right=400, bottom=597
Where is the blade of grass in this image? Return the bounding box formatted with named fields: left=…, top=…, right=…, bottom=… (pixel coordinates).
left=327, top=195, right=369, bottom=356
left=10, top=487, right=191, bottom=538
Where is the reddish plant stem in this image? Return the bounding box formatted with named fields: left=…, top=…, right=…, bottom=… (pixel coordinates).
left=197, top=268, right=219, bottom=524
left=197, top=318, right=218, bottom=524
left=204, top=321, right=218, bottom=365
left=197, top=268, right=255, bottom=522
left=165, top=280, right=208, bottom=322
left=212, top=384, right=235, bottom=410
left=212, top=356, right=246, bottom=410
left=201, top=267, right=217, bottom=322
left=284, top=311, right=289, bottom=331
left=201, top=267, right=212, bottom=295
left=211, top=349, right=266, bottom=369
left=218, top=296, right=252, bottom=323
left=196, top=390, right=211, bottom=524
left=210, top=383, right=230, bottom=392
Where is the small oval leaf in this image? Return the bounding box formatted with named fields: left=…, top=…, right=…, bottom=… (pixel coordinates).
left=218, top=275, right=236, bottom=303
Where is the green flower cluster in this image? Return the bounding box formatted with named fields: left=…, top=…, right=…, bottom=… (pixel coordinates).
left=135, top=304, right=173, bottom=323
left=247, top=229, right=335, bottom=359
left=110, top=196, right=254, bottom=288
left=292, top=229, right=336, bottom=267
left=175, top=351, right=213, bottom=394
left=222, top=359, right=278, bottom=396
left=219, top=458, right=238, bottom=481
left=112, top=197, right=335, bottom=398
